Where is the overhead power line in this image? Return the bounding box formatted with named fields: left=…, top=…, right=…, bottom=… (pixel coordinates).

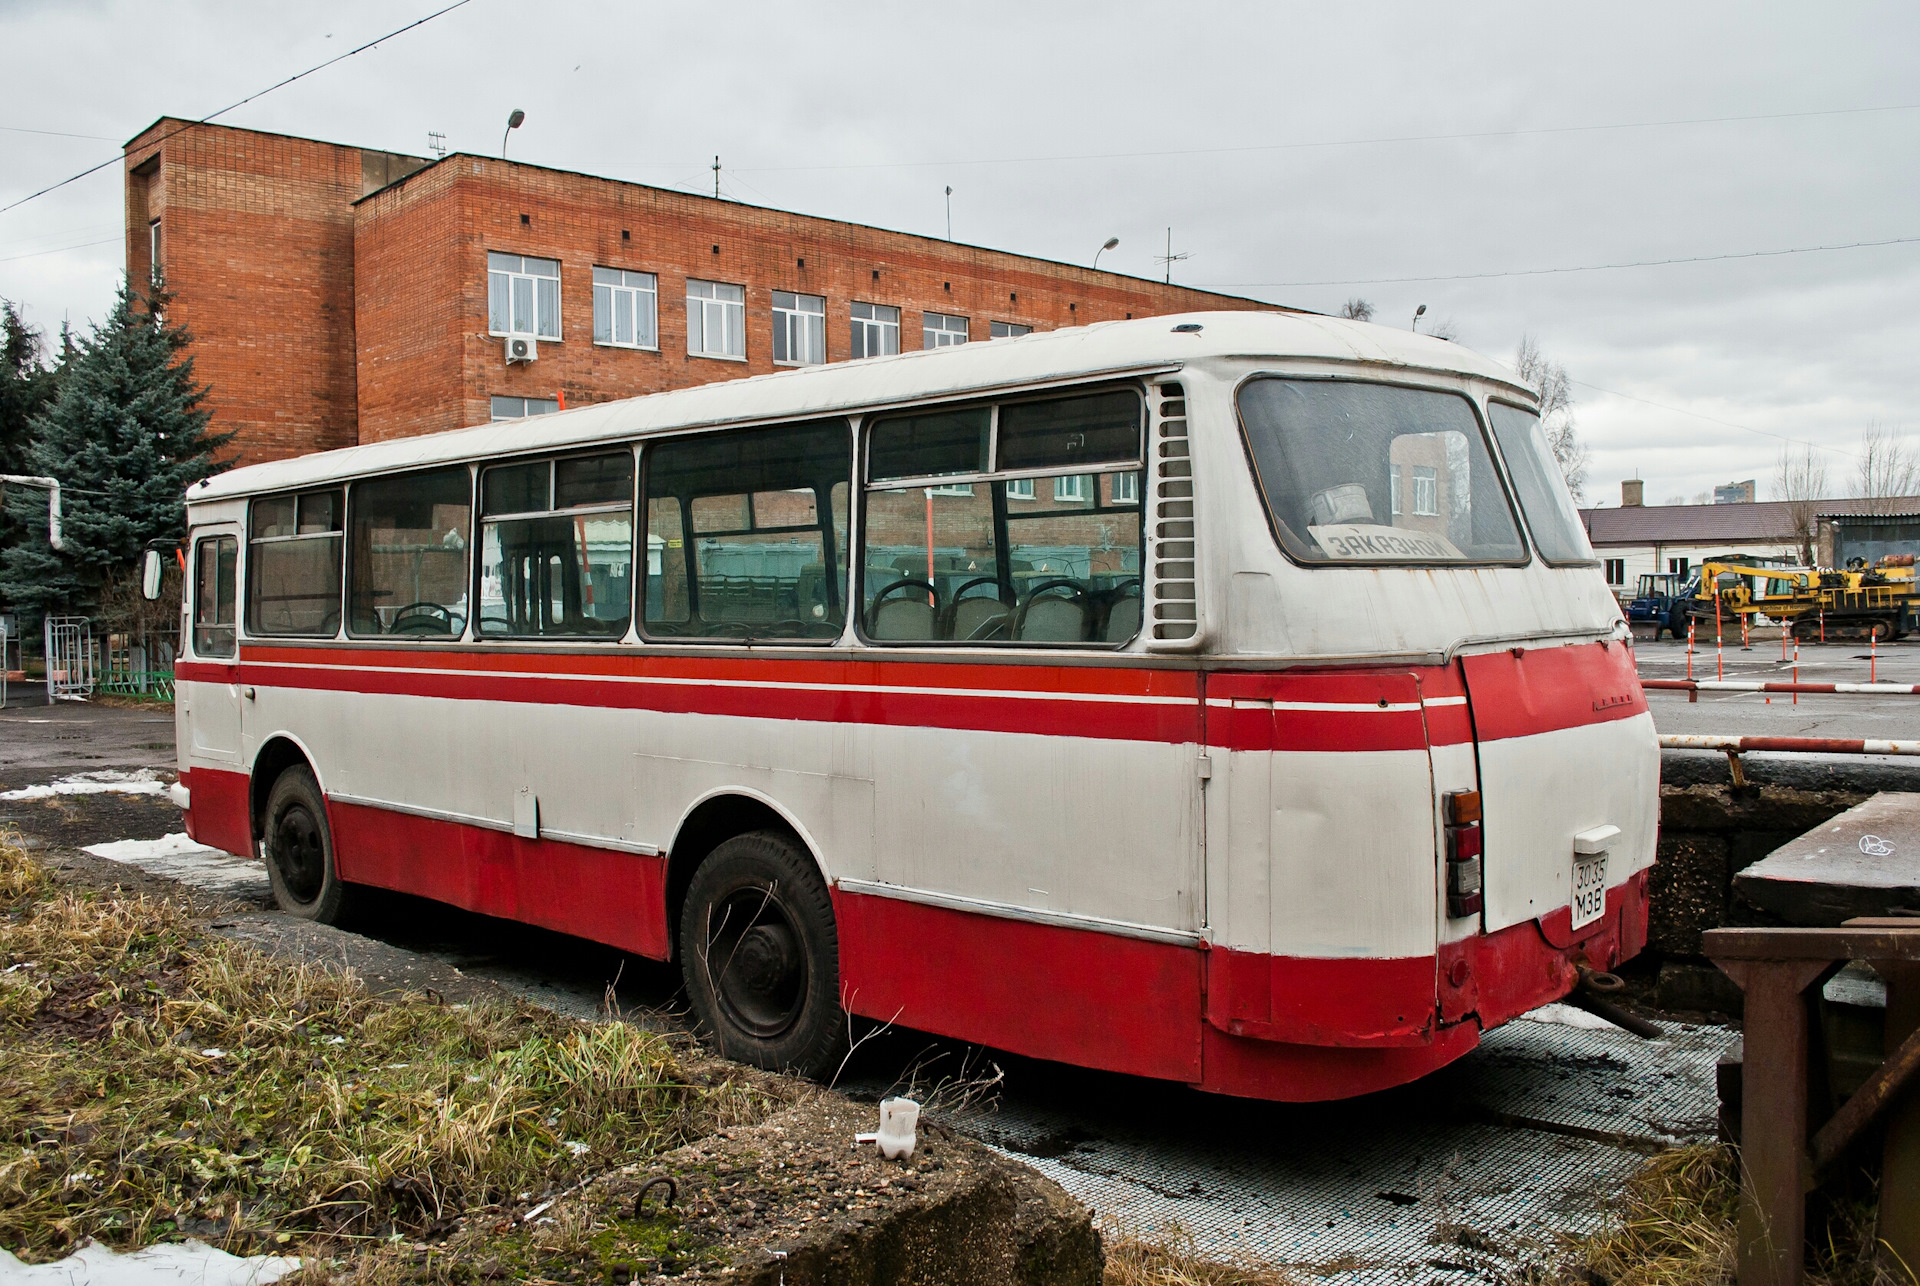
left=0, top=125, right=121, bottom=142
left=0, top=0, right=475, bottom=218
left=1575, top=379, right=1863, bottom=461
left=717, top=101, right=1920, bottom=176
left=1204, top=235, right=1920, bottom=290
left=0, top=236, right=121, bottom=266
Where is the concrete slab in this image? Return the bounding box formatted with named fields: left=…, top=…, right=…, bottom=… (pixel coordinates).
left=1734, top=791, right=1920, bottom=924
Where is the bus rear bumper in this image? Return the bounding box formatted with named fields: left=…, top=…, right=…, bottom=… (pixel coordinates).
left=1195, top=869, right=1651, bottom=1102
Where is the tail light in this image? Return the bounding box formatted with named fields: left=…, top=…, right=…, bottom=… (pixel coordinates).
left=1444, top=790, right=1483, bottom=918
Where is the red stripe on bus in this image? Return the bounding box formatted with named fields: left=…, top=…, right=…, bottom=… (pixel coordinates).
left=328, top=800, right=672, bottom=960
left=179, top=765, right=253, bottom=858
left=1461, top=640, right=1647, bottom=743
left=834, top=891, right=1206, bottom=1084
left=177, top=659, right=1202, bottom=744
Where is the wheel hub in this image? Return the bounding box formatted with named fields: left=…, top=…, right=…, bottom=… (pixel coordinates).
left=273, top=805, right=325, bottom=903
left=708, top=890, right=807, bottom=1039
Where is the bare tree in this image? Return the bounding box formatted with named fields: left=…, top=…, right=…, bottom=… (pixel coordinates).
left=1512, top=335, right=1589, bottom=503
left=1854, top=422, right=1920, bottom=514
left=1338, top=298, right=1374, bottom=322
left=1772, top=444, right=1828, bottom=567
left=1425, top=317, right=1460, bottom=342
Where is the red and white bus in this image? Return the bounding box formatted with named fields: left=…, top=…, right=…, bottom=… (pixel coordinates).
left=164, top=311, right=1655, bottom=1102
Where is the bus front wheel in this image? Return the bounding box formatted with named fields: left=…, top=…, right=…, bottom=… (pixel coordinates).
left=263, top=766, right=353, bottom=924
left=678, top=830, right=849, bottom=1080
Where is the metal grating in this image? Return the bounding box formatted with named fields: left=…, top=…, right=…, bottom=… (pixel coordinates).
left=903, top=1011, right=1737, bottom=1281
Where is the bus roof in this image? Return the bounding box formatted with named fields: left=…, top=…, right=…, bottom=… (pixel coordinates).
left=191, top=310, right=1534, bottom=502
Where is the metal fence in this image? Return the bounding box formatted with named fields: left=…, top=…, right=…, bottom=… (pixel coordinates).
left=97, top=626, right=178, bottom=701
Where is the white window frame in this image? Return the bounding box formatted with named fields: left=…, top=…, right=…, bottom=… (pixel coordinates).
left=1005, top=478, right=1035, bottom=501
left=1390, top=467, right=1403, bottom=516
left=488, top=252, right=562, bottom=340
left=928, top=483, right=974, bottom=497
left=1110, top=471, right=1139, bottom=503
left=989, top=320, right=1031, bottom=339
left=850, top=301, right=900, bottom=359
left=1053, top=475, right=1091, bottom=502
left=148, top=218, right=162, bottom=282
left=772, top=290, right=826, bottom=366
left=1412, top=466, right=1439, bottom=517
left=1605, top=558, right=1625, bottom=586
left=687, top=279, right=746, bottom=360
left=923, top=312, right=968, bottom=349
left=593, top=267, right=658, bottom=350
left=491, top=395, right=560, bottom=421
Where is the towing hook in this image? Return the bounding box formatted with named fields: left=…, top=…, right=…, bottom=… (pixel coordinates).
left=1568, top=966, right=1664, bottom=1040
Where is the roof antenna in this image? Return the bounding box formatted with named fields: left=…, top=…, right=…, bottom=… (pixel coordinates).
left=713, top=155, right=721, bottom=199
left=1156, top=227, right=1190, bottom=284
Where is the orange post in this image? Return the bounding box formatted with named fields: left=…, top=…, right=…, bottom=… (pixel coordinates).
left=924, top=489, right=936, bottom=606
left=1688, top=618, right=1696, bottom=681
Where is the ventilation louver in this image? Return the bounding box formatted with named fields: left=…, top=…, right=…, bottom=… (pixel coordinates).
left=1149, top=381, right=1197, bottom=642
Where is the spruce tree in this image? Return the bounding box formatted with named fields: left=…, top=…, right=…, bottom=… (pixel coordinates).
left=0, top=301, right=61, bottom=581
left=0, top=279, right=233, bottom=629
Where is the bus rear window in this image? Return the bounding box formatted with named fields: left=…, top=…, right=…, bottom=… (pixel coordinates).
left=1236, top=378, right=1525, bottom=565
left=1486, top=402, right=1596, bottom=565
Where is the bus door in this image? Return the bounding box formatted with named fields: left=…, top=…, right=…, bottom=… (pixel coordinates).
left=1207, top=669, right=1441, bottom=1047
left=185, top=529, right=242, bottom=766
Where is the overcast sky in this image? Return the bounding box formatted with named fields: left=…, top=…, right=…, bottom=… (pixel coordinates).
left=2, top=1, right=1915, bottom=507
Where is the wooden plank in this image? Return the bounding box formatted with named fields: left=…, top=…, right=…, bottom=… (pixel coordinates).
left=1706, top=926, right=1920, bottom=961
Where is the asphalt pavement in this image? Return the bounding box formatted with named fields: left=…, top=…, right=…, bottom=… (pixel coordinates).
left=1634, top=635, right=1920, bottom=740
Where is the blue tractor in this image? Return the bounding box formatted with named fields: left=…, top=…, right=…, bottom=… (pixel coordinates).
left=1626, top=572, right=1695, bottom=640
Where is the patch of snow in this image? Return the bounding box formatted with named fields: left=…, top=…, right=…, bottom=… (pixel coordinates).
left=82, top=834, right=221, bottom=862
left=0, top=769, right=169, bottom=801
left=0, top=1238, right=300, bottom=1284
left=1512, top=1001, right=1619, bottom=1030
left=80, top=833, right=265, bottom=897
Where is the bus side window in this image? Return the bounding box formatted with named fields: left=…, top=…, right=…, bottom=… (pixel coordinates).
left=193, top=535, right=238, bottom=658
left=247, top=489, right=344, bottom=637
left=641, top=421, right=851, bottom=641
left=861, top=388, right=1143, bottom=646
left=347, top=466, right=473, bottom=638
left=476, top=452, right=634, bottom=639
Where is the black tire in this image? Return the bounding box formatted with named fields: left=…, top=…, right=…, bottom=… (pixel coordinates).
left=678, top=830, right=848, bottom=1079
left=262, top=765, right=354, bottom=924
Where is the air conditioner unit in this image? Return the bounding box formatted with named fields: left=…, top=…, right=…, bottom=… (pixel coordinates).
left=505, top=334, right=538, bottom=363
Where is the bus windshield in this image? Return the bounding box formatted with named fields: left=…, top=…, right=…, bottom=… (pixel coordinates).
left=1236, top=378, right=1526, bottom=565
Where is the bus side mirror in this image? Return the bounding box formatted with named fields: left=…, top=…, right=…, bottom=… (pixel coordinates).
left=141, top=549, right=165, bottom=601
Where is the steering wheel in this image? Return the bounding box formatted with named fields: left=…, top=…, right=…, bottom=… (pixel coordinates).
left=1013, top=579, right=1090, bottom=641
left=389, top=602, right=457, bottom=635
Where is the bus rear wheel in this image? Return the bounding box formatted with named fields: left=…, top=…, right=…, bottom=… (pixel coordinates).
left=263, top=766, right=353, bottom=924
left=678, top=830, right=848, bottom=1080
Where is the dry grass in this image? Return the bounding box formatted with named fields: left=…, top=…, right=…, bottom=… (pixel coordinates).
left=1573, top=1144, right=1910, bottom=1286
left=0, top=829, right=783, bottom=1271
left=1102, top=1220, right=1306, bottom=1286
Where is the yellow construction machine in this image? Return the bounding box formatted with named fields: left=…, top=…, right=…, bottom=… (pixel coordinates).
left=1687, top=554, right=1918, bottom=640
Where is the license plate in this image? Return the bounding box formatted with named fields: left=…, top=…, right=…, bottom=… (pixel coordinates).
left=1570, top=853, right=1608, bottom=929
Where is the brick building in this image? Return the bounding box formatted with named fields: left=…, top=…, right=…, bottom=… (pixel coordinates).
left=124, top=119, right=1280, bottom=469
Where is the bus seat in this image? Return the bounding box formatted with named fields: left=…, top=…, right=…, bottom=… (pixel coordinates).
left=951, top=596, right=1009, bottom=640
left=1102, top=582, right=1142, bottom=642
left=1015, top=580, right=1089, bottom=642
left=868, top=579, right=939, bottom=640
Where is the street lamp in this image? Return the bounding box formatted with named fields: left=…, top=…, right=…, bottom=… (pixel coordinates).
left=1093, top=236, right=1119, bottom=269
left=1411, top=303, right=1427, bottom=332
left=501, top=108, right=525, bottom=159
